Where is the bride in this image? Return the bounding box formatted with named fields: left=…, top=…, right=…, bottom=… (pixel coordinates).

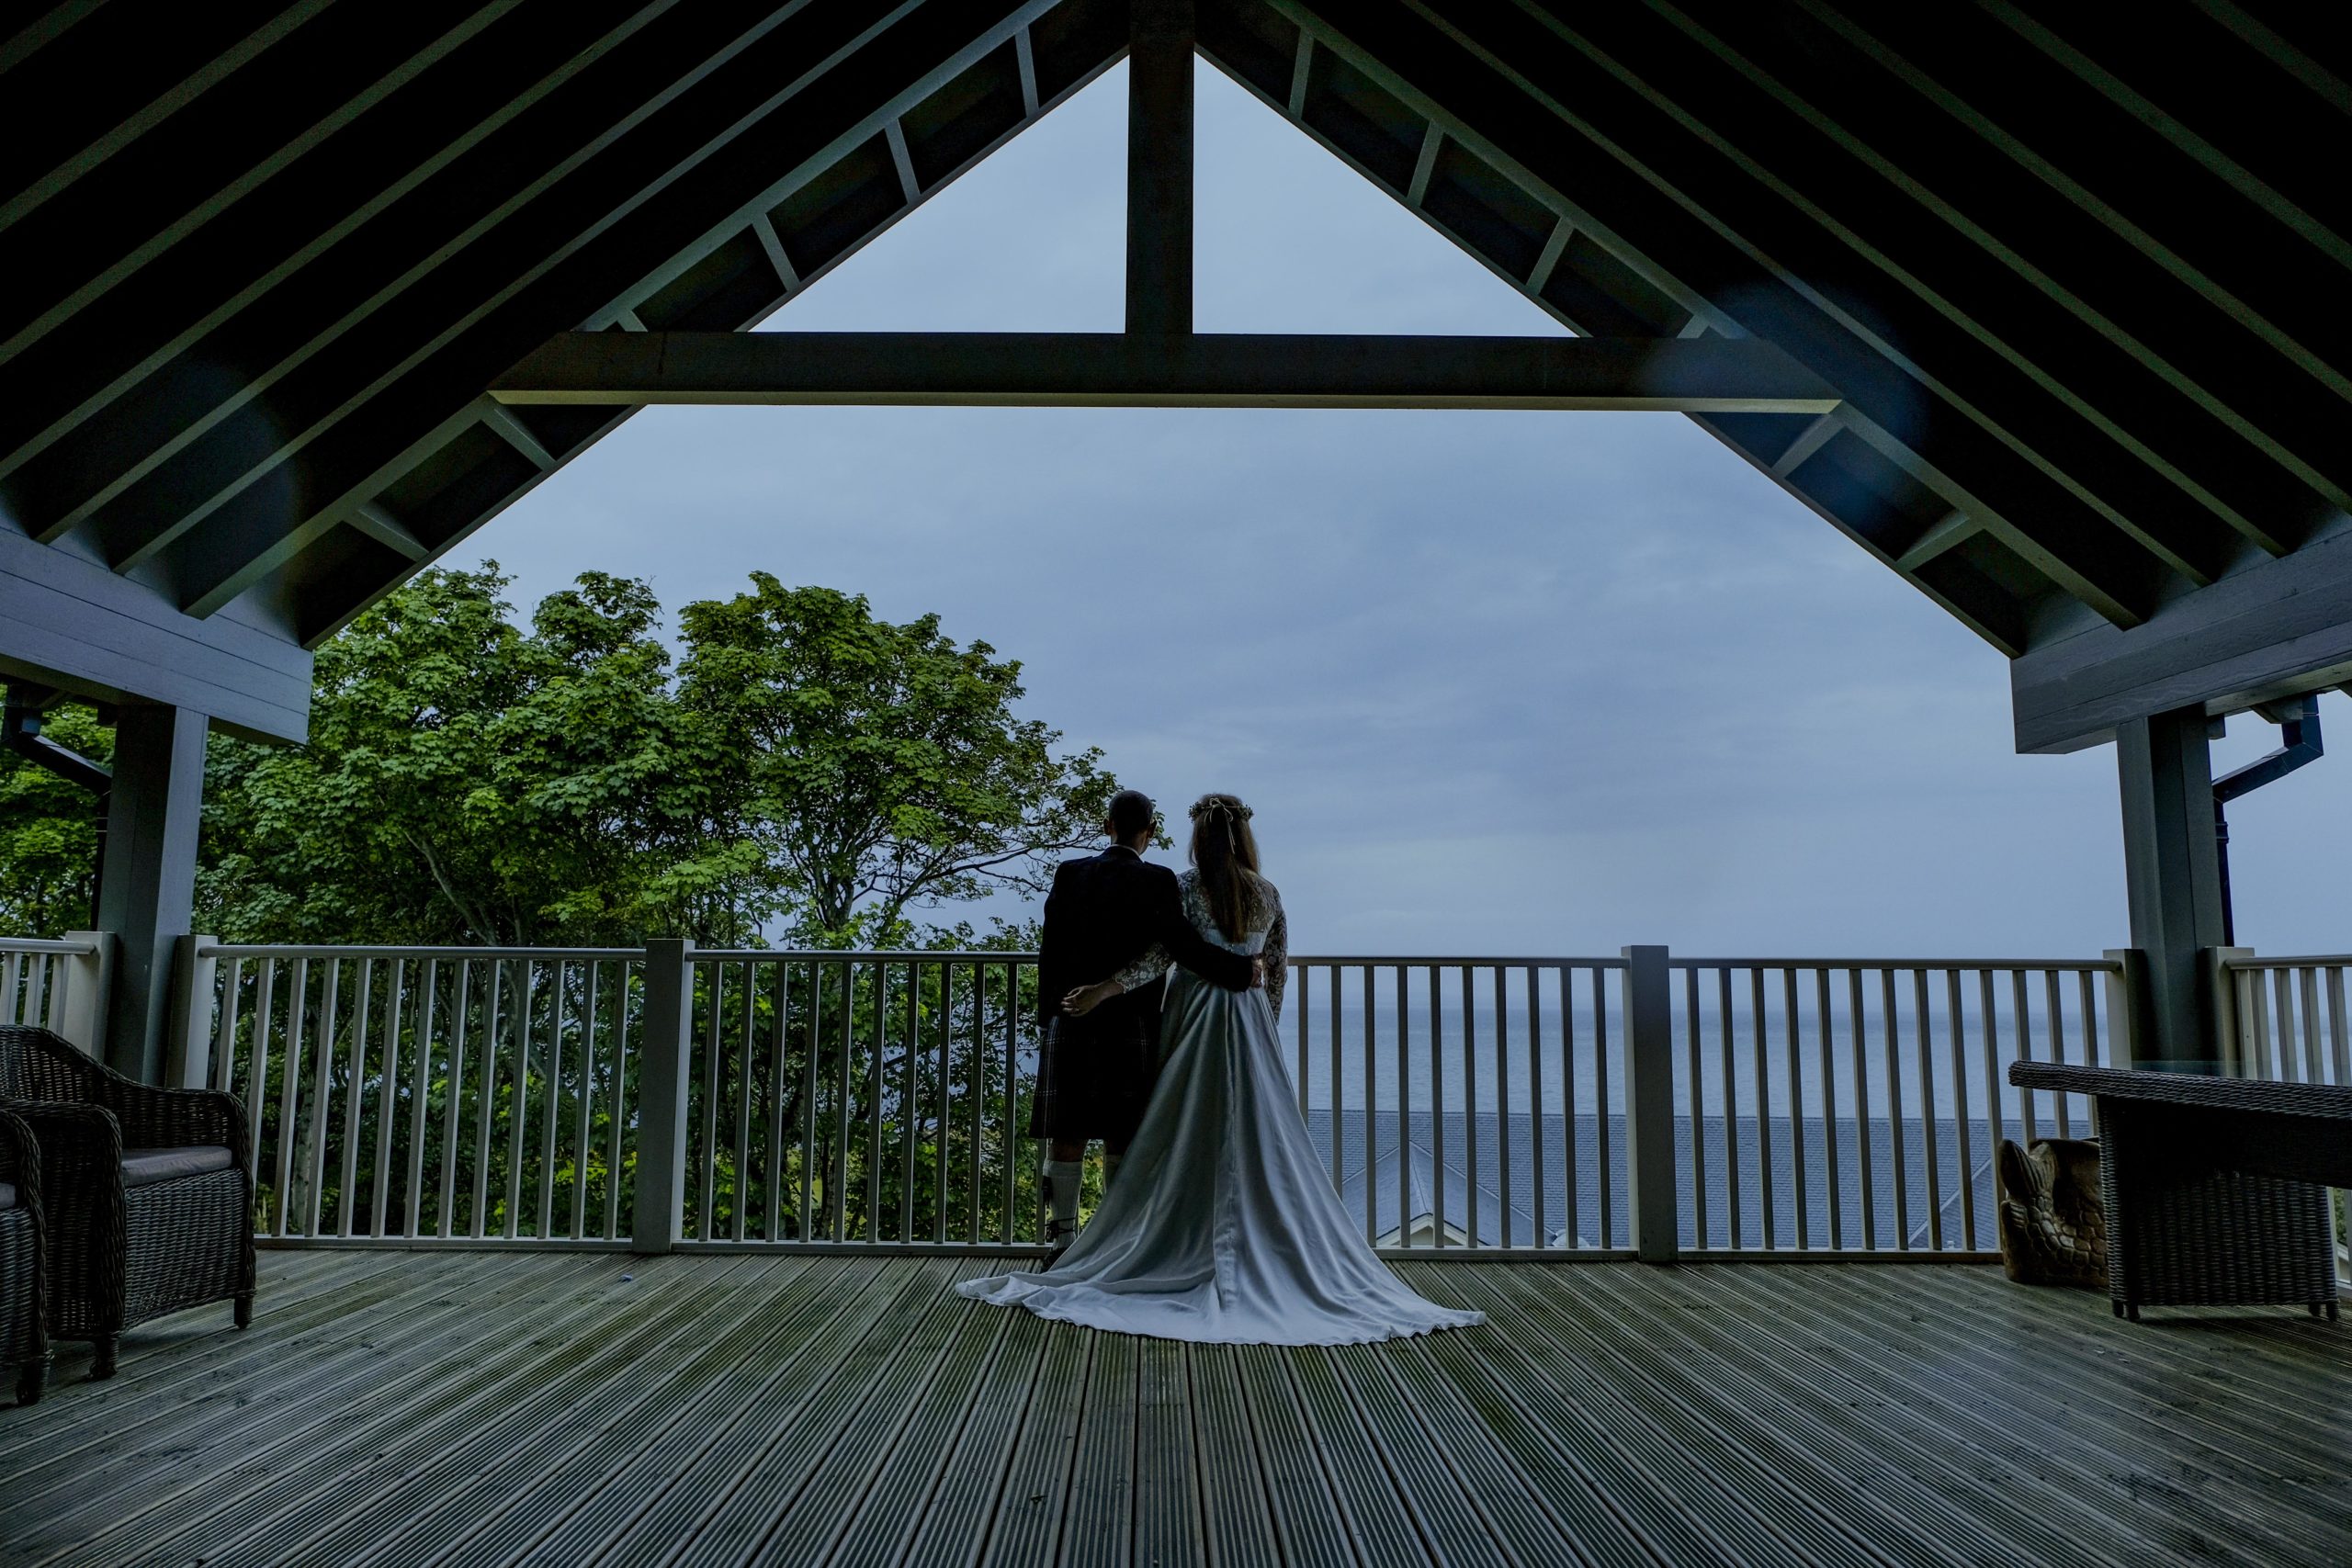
left=957, top=794, right=1483, bottom=1345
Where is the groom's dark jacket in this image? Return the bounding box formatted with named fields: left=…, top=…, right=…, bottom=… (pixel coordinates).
left=1029, top=844, right=1255, bottom=1140
left=1035, top=847, right=1254, bottom=1038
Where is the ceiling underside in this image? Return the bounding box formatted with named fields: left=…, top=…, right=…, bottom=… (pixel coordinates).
left=3, top=0, right=2346, bottom=698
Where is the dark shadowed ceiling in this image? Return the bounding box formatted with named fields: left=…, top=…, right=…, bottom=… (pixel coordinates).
left=3, top=0, right=2346, bottom=749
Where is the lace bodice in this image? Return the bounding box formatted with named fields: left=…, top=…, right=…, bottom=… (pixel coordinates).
left=1114, top=870, right=1289, bottom=1016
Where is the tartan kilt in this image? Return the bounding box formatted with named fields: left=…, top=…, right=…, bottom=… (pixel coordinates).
left=1028, top=1006, right=1160, bottom=1145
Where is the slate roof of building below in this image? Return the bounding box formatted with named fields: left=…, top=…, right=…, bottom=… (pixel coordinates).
left=1303, top=1111, right=2008, bottom=1251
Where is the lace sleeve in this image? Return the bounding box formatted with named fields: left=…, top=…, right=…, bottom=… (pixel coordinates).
left=1262, top=885, right=1289, bottom=1019
left=1113, top=943, right=1170, bottom=994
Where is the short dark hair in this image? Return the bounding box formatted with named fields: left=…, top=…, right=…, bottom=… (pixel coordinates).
left=1106, top=789, right=1156, bottom=839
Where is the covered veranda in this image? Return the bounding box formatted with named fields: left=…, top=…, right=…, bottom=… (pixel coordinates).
left=4, top=2, right=2352, bottom=1565
left=3, top=1250, right=2346, bottom=1567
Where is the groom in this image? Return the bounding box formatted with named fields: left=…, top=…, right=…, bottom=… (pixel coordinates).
left=1031, top=788, right=1259, bottom=1250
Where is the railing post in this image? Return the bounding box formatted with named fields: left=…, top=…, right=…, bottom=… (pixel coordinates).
left=2204, top=946, right=2256, bottom=1075
left=1620, top=944, right=1679, bottom=1264
left=53, top=931, right=116, bottom=1055
left=2102, top=948, right=2151, bottom=1066
left=165, top=934, right=219, bottom=1089
left=633, top=938, right=695, bottom=1254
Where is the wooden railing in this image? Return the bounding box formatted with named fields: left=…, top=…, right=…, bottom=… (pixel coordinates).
left=174, top=938, right=2142, bottom=1260
left=0, top=931, right=109, bottom=1049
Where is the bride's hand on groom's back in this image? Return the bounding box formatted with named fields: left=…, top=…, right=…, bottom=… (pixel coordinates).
left=1063, top=980, right=1123, bottom=1017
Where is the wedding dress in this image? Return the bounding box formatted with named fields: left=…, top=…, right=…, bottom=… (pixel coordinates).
left=957, top=871, right=1484, bottom=1345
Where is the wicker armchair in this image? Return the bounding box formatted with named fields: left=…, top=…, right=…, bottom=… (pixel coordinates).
left=0, top=1108, right=47, bottom=1403
left=0, top=1024, right=254, bottom=1379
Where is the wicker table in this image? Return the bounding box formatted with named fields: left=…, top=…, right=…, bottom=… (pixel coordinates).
left=2009, top=1063, right=2344, bottom=1322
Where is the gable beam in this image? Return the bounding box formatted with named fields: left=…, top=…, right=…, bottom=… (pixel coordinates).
left=1126, top=0, right=1194, bottom=337
left=491, top=330, right=1842, bottom=412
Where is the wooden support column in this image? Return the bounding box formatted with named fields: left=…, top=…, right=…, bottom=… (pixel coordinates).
left=1621, top=945, right=1679, bottom=1262
left=97, top=704, right=207, bottom=1082
left=634, top=938, right=696, bottom=1253
left=2115, top=706, right=2227, bottom=1066
left=1126, top=0, right=1193, bottom=340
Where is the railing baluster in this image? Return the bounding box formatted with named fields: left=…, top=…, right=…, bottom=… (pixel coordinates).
left=407, top=960, right=437, bottom=1238
left=963, top=962, right=979, bottom=1245
left=1784, top=967, right=1805, bottom=1251
left=1363, top=964, right=1377, bottom=1246
left=607, top=959, right=631, bottom=1240
left=1564, top=965, right=1582, bottom=1250
left=1430, top=964, right=1444, bottom=1251
left=1913, top=968, right=1940, bottom=1253
left=865, top=963, right=885, bottom=1239
left=212, top=955, right=243, bottom=1095
left=1296, top=963, right=1312, bottom=1118
left=574, top=962, right=599, bottom=1239
left=539, top=960, right=566, bottom=1239
left=1718, top=967, right=1738, bottom=1250
left=902, top=960, right=920, bottom=1243
left=1882, top=969, right=1907, bottom=1252
left=2045, top=971, right=2071, bottom=1138
left=306, top=958, right=342, bottom=1238
left=248, top=958, right=277, bottom=1194
left=1683, top=966, right=1703, bottom=1248
left=444, top=959, right=470, bottom=1239
left=336, top=959, right=371, bottom=1238
left=369, top=960, right=404, bottom=1238
left=1979, top=970, right=2004, bottom=1247
left=2326, top=965, right=2349, bottom=1088
left=1592, top=964, right=1611, bottom=1250
left=473, top=960, right=501, bottom=1239
left=506, top=961, right=534, bottom=1241
left=1816, top=968, right=1838, bottom=1250
left=1001, top=960, right=1018, bottom=1244
left=2013, top=970, right=2038, bottom=1147
left=1329, top=964, right=1344, bottom=1196
left=1494, top=966, right=1511, bottom=1247
left=1752, top=967, right=1773, bottom=1251
left=736, top=957, right=756, bottom=1241
left=1849, top=969, right=1872, bottom=1251
left=835, top=960, right=854, bottom=1243
left=1949, top=969, right=1974, bottom=1253
left=1396, top=964, right=1412, bottom=1250
left=1461, top=964, right=1478, bottom=1248
left=933, top=961, right=951, bottom=1245
left=1526, top=966, right=1544, bottom=1251
left=2301, top=967, right=2324, bottom=1083
left=698, top=959, right=722, bottom=1243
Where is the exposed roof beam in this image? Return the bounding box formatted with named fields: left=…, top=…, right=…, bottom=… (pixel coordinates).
left=161, top=0, right=1093, bottom=622
left=1126, top=0, right=1194, bottom=338
left=491, top=331, right=1842, bottom=412
left=1272, top=0, right=2168, bottom=626
left=2011, top=519, right=2352, bottom=754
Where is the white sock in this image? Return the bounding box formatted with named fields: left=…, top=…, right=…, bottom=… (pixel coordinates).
left=1043, top=1159, right=1081, bottom=1236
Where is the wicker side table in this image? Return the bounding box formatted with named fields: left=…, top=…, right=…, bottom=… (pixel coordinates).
left=2008, top=1063, right=2343, bottom=1323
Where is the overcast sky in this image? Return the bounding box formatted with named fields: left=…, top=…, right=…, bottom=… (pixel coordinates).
left=462, top=62, right=2347, bottom=961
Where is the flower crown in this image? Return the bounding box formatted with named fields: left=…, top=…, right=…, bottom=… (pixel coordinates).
left=1188, top=795, right=1253, bottom=823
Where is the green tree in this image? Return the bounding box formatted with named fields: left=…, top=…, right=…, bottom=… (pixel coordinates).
left=0, top=705, right=110, bottom=937
left=677, top=576, right=1118, bottom=947
left=201, top=565, right=758, bottom=947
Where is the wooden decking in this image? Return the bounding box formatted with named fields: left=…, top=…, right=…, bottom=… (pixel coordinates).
left=2, top=1252, right=2346, bottom=1567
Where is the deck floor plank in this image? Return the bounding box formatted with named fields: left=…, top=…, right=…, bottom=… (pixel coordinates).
left=510, top=1255, right=900, bottom=1568
left=20, top=1254, right=618, bottom=1566
left=97, top=1255, right=738, bottom=1568
left=1182, top=1343, right=1282, bottom=1568
left=1717, top=1263, right=2344, bottom=1565
left=1058, top=1321, right=1138, bottom=1568
left=1128, top=1337, right=1206, bottom=1568
left=2, top=1253, right=2346, bottom=1568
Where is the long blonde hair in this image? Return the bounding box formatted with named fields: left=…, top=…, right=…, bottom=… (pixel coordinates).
left=1188, top=794, right=1262, bottom=942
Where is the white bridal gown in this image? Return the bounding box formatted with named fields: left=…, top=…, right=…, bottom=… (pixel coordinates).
left=958, top=871, right=1484, bottom=1346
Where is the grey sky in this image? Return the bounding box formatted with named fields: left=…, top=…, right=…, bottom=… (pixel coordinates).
left=462, top=63, right=2346, bottom=960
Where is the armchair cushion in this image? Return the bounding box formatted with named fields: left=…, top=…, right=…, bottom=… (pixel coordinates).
left=120, top=1146, right=234, bottom=1189
left=0, top=1181, right=14, bottom=1211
